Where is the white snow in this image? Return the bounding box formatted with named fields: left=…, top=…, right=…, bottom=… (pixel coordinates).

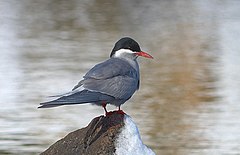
left=115, top=115, right=155, bottom=155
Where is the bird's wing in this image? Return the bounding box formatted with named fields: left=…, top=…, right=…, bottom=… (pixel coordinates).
left=82, top=76, right=138, bottom=99
left=39, top=90, right=115, bottom=108
left=84, top=58, right=138, bottom=80
left=73, top=58, right=139, bottom=99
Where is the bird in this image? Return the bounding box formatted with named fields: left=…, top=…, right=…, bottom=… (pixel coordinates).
left=38, top=37, right=153, bottom=115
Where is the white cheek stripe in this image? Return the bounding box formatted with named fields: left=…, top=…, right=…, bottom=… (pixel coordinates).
left=113, top=49, right=134, bottom=58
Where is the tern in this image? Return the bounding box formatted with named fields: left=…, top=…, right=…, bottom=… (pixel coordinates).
left=38, top=37, right=153, bottom=115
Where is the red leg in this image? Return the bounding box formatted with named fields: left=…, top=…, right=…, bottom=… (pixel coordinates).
left=117, top=105, right=125, bottom=115
left=102, top=102, right=108, bottom=115
left=118, top=105, right=121, bottom=111
left=102, top=103, right=125, bottom=116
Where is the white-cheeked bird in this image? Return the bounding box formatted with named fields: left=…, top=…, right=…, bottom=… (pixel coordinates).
left=38, top=37, right=153, bottom=115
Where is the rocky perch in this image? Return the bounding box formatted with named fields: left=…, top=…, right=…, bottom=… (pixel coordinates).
left=40, top=112, right=155, bottom=155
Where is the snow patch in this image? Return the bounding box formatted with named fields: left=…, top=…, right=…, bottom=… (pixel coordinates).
left=115, top=115, right=155, bottom=155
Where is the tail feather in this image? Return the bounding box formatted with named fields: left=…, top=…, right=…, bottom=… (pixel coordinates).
left=38, top=90, right=113, bottom=108
left=47, top=87, right=84, bottom=98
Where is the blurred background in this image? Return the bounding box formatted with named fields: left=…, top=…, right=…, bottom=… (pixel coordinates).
left=0, top=0, right=240, bottom=154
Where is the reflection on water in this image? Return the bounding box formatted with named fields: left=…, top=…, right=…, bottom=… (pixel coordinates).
left=1, top=0, right=240, bottom=154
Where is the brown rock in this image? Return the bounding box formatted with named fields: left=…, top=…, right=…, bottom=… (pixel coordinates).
left=40, top=112, right=124, bottom=155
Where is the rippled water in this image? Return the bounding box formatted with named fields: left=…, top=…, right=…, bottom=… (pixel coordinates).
left=1, top=0, right=240, bottom=154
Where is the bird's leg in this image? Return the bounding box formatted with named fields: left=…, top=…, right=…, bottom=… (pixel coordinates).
left=117, top=105, right=125, bottom=115
left=118, top=105, right=121, bottom=111
left=102, top=102, right=108, bottom=116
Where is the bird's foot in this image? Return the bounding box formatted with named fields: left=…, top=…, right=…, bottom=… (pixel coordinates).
left=105, top=111, right=114, bottom=116
left=116, top=109, right=125, bottom=115
left=105, top=110, right=125, bottom=116
left=116, top=105, right=125, bottom=115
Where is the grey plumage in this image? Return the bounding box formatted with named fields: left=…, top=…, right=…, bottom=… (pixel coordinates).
left=39, top=58, right=139, bottom=108
left=38, top=37, right=153, bottom=111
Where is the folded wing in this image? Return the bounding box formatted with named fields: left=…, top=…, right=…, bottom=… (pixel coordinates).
left=39, top=58, right=139, bottom=108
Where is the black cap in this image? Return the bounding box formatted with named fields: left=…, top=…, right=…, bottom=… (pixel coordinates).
left=110, top=37, right=141, bottom=57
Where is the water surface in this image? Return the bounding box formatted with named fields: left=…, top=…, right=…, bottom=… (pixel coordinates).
left=0, top=0, right=240, bottom=154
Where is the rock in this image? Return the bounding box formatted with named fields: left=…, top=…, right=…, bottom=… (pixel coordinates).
left=41, top=112, right=124, bottom=155
left=40, top=112, right=155, bottom=155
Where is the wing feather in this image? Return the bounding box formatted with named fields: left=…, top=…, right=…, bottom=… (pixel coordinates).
left=72, top=58, right=139, bottom=100
left=82, top=76, right=138, bottom=99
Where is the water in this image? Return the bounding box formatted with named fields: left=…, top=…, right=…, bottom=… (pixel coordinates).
left=0, top=0, right=240, bottom=154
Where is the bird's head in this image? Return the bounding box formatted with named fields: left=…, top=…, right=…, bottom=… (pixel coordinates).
left=110, top=37, right=153, bottom=60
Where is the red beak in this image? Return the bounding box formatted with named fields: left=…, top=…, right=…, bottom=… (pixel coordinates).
left=135, top=51, right=154, bottom=59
